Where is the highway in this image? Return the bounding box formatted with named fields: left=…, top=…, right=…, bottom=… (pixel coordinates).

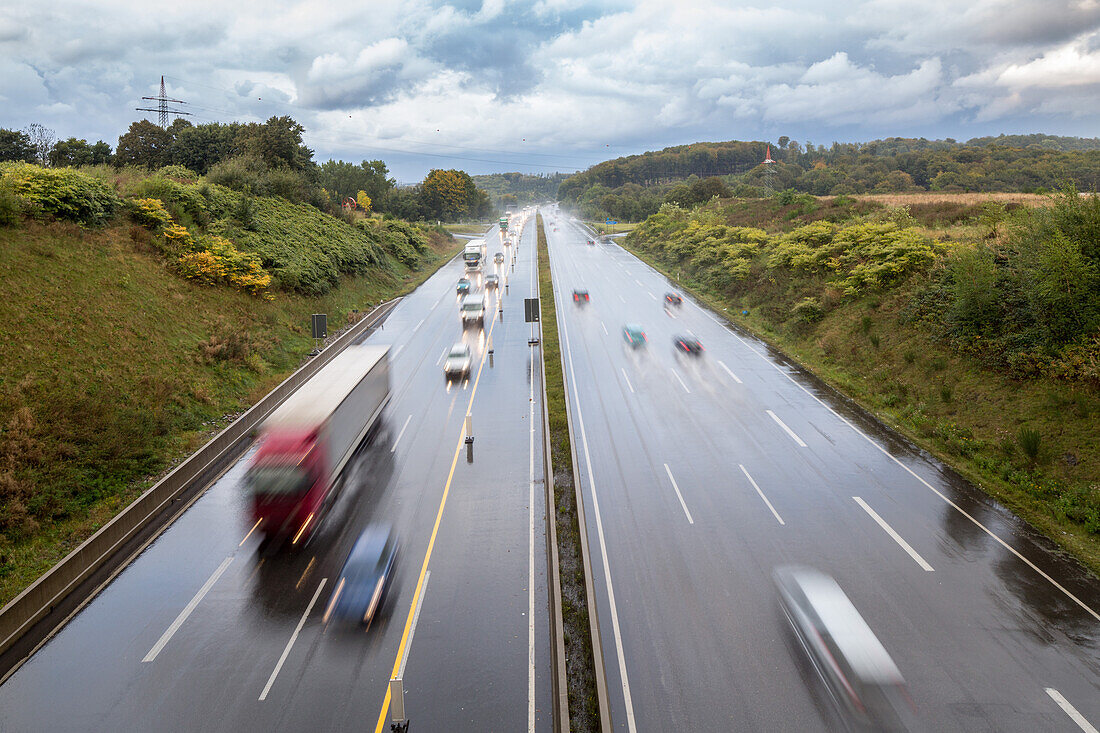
left=0, top=218, right=556, bottom=731
left=542, top=208, right=1100, bottom=732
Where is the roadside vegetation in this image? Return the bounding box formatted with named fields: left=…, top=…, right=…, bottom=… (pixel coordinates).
left=0, top=161, right=461, bottom=605
left=537, top=214, right=599, bottom=732
left=624, top=189, right=1100, bottom=572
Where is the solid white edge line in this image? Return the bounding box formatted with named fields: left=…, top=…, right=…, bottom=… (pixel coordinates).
left=1046, top=688, right=1099, bottom=733
left=143, top=556, right=234, bottom=663
left=397, top=571, right=430, bottom=679
left=390, top=414, right=413, bottom=453
left=620, top=368, right=635, bottom=394
left=766, top=409, right=806, bottom=447
left=259, top=577, right=327, bottom=701
left=528, top=328, right=537, bottom=733
left=663, top=463, right=694, bottom=525
left=557, top=279, right=638, bottom=732
left=672, top=370, right=691, bottom=393
left=739, top=464, right=785, bottom=525
left=853, top=497, right=934, bottom=572
left=717, top=360, right=743, bottom=384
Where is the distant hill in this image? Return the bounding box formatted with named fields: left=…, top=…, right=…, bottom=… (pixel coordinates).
left=558, top=136, right=1100, bottom=222
left=472, top=172, right=569, bottom=209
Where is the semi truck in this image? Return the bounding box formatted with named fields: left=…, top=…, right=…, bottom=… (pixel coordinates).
left=464, top=239, right=486, bottom=270
left=498, top=216, right=508, bottom=232
left=246, top=344, right=390, bottom=543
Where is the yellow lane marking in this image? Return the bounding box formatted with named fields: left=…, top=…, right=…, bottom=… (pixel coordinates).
left=373, top=308, right=500, bottom=732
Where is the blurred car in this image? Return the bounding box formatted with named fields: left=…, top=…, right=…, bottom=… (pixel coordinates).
left=773, top=566, right=919, bottom=731
left=485, top=273, right=499, bottom=289
left=664, top=292, right=683, bottom=306
left=460, top=296, right=486, bottom=327
left=674, top=335, right=704, bottom=356
left=572, top=289, right=590, bottom=304
left=325, top=524, right=398, bottom=628
left=494, top=252, right=505, bottom=264
left=443, top=342, right=472, bottom=379
left=622, top=324, right=647, bottom=349
left=456, top=278, right=471, bottom=295
left=586, top=238, right=595, bottom=246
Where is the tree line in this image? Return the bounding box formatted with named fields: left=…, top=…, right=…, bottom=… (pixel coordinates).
left=559, top=135, right=1100, bottom=222
left=0, top=118, right=492, bottom=222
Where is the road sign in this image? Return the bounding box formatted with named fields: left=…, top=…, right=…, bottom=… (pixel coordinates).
left=524, top=298, right=540, bottom=323
left=311, top=313, right=327, bottom=339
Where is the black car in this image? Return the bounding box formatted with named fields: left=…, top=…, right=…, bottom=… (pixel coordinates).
left=673, top=335, right=703, bottom=356
left=665, top=292, right=683, bottom=306
left=572, top=289, right=590, bottom=304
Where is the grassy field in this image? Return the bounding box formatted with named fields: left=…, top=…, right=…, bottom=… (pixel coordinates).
left=0, top=220, right=461, bottom=605
left=583, top=220, right=639, bottom=235
left=442, top=223, right=490, bottom=235
left=622, top=192, right=1100, bottom=574
left=537, top=214, right=599, bottom=732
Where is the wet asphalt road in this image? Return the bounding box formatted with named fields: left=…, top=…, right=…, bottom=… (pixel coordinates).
left=542, top=208, right=1100, bottom=732
left=0, top=219, right=554, bottom=732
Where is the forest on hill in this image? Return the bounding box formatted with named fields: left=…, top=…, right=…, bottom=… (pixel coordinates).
left=472, top=171, right=568, bottom=210
left=558, top=135, right=1100, bottom=222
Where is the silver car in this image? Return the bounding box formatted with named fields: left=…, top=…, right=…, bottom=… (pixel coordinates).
left=460, top=297, right=486, bottom=327
left=773, top=566, right=919, bottom=731
left=443, top=343, right=472, bottom=380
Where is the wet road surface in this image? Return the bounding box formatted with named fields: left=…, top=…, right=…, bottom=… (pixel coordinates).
left=543, top=208, right=1100, bottom=732
left=0, top=218, right=554, bottom=732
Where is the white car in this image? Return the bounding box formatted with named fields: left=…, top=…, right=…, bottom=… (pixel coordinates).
left=444, top=343, right=472, bottom=379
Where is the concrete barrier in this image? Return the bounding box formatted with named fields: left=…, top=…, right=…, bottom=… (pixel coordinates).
left=0, top=299, right=399, bottom=667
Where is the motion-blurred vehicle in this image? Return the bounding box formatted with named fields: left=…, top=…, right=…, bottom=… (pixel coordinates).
left=325, top=524, right=398, bottom=628
left=773, top=566, right=919, bottom=731
left=456, top=277, right=471, bottom=295
left=247, top=346, right=390, bottom=543
left=494, top=252, right=505, bottom=264
left=485, top=273, right=499, bottom=289
left=665, top=292, right=683, bottom=306
left=461, top=296, right=486, bottom=327
left=572, top=289, right=590, bottom=304
left=622, top=324, right=647, bottom=349
left=673, top=335, right=704, bottom=356
left=464, top=239, right=486, bottom=271
left=443, top=342, right=472, bottom=380
left=586, top=238, right=595, bottom=246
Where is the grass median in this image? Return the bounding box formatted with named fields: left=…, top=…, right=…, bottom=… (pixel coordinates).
left=537, top=213, right=600, bottom=732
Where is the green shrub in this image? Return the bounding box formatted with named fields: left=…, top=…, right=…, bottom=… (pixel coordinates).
left=156, top=164, right=198, bottom=182
left=0, top=163, right=119, bottom=225
left=0, top=180, right=20, bottom=226
left=1017, top=427, right=1043, bottom=462
left=869, top=333, right=881, bottom=348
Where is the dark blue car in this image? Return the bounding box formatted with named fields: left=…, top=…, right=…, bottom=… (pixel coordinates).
left=325, top=524, right=398, bottom=628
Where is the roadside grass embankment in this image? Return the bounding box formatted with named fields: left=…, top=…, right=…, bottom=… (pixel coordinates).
left=0, top=213, right=461, bottom=607
left=537, top=214, right=600, bottom=732
left=623, top=193, right=1100, bottom=574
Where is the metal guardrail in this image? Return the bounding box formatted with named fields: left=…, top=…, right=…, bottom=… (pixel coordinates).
left=0, top=298, right=400, bottom=672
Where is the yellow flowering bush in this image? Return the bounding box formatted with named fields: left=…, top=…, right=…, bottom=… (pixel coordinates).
left=162, top=223, right=195, bottom=252
left=177, top=234, right=272, bottom=299
left=128, top=197, right=173, bottom=231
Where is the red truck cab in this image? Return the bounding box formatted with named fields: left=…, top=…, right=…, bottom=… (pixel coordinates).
left=248, top=429, right=327, bottom=543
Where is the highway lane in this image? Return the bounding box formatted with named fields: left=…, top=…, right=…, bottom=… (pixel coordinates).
left=542, top=208, right=1100, bottom=731
left=0, top=217, right=556, bottom=732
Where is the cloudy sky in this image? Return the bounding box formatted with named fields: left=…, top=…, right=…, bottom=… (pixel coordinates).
left=3, top=0, right=1100, bottom=182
